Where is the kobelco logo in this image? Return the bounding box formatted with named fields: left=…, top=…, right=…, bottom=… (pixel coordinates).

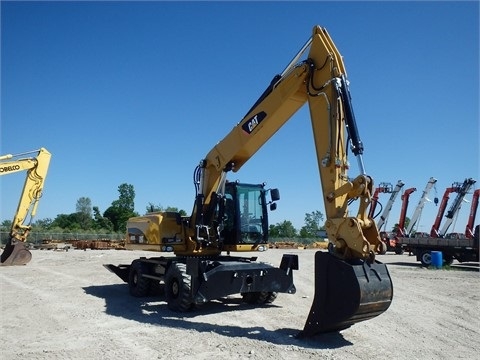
left=242, top=111, right=267, bottom=135
left=0, top=165, right=20, bottom=173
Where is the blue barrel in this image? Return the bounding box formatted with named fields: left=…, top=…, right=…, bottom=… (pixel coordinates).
left=431, top=251, right=443, bottom=268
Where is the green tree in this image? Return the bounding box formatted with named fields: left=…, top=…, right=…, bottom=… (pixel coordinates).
left=76, top=197, right=92, bottom=216
left=74, top=197, right=93, bottom=230
left=1, top=220, right=12, bottom=230
left=104, top=183, right=138, bottom=232
left=51, top=213, right=82, bottom=230
left=48, top=198, right=94, bottom=231
left=74, top=212, right=92, bottom=230
left=34, top=218, right=53, bottom=229
left=113, top=183, right=135, bottom=212
left=92, top=206, right=113, bottom=231
left=269, top=220, right=297, bottom=238
left=299, top=210, right=325, bottom=238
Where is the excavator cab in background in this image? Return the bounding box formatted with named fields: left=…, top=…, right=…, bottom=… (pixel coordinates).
left=105, top=26, right=393, bottom=336
left=0, top=148, right=51, bottom=265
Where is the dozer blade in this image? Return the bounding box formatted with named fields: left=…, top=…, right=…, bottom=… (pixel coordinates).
left=299, top=251, right=393, bottom=337
left=0, top=240, right=32, bottom=266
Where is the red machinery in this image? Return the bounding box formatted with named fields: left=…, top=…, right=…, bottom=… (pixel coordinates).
left=430, top=178, right=476, bottom=238
left=396, top=188, right=417, bottom=238
left=368, top=182, right=393, bottom=218
left=465, top=189, right=480, bottom=239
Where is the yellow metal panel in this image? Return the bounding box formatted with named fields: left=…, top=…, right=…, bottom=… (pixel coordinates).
left=126, top=212, right=183, bottom=249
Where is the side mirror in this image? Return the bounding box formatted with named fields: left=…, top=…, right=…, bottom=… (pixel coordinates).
left=270, top=202, right=277, bottom=211
left=270, top=188, right=280, bottom=202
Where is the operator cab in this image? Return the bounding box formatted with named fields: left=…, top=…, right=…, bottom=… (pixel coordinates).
left=221, top=182, right=279, bottom=245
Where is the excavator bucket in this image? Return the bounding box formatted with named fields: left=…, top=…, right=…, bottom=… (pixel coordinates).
left=0, top=239, right=32, bottom=266
left=299, top=251, right=393, bottom=337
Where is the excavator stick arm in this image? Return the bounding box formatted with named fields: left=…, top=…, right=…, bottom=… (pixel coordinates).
left=199, top=25, right=394, bottom=334
left=0, top=147, right=51, bottom=266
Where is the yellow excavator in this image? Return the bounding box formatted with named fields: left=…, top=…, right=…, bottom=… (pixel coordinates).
left=105, top=26, right=393, bottom=336
left=0, top=147, right=51, bottom=266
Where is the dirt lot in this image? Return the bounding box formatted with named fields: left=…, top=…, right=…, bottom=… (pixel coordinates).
left=1, top=248, right=478, bottom=360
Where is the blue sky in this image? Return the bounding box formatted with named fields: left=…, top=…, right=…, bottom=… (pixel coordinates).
left=1, top=1, right=479, bottom=235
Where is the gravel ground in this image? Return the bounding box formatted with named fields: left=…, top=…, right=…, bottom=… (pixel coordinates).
left=1, top=248, right=478, bottom=360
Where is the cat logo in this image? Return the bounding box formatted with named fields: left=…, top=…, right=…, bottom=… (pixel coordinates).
left=242, top=111, right=267, bottom=135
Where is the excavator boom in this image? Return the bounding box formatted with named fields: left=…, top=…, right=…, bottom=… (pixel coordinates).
left=439, top=178, right=476, bottom=236
left=106, top=26, right=393, bottom=336
left=406, top=177, right=437, bottom=236
left=430, top=185, right=457, bottom=237
left=0, top=148, right=51, bottom=265
left=368, top=182, right=394, bottom=219
left=430, top=179, right=476, bottom=237
left=397, top=187, right=416, bottom=237
left=198, top=26, right=393, bottom=335
left=376, top=180, right=404, bottom=231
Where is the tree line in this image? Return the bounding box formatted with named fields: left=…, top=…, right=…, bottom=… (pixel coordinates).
left=1, top=183, right=327, bottom=241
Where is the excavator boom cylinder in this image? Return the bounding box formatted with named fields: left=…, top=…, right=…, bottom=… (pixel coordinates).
left=299, top=251, right=393, bottom=336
